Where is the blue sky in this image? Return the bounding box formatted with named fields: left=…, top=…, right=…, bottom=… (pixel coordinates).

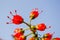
left=0, top=0, right=60, bottom=40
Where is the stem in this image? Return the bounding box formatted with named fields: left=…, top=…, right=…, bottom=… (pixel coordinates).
left=23, top=21, right=30, bottom=27
left=30, top=19, right=31, bottom=26
left=23, top=20, right=39, bottom=40
left=30, top=19, right=39, bottom=40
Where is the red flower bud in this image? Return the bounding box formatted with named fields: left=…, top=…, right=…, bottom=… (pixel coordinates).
left=43, top=33, right=53, bottom=39
left=7, top=10, right=23, bottom=25
left=52, top=37, right=60, bottom=40
left=30, top=8, right=39, bottom=20
left=14, top=28, right=24, bottom=35
left=13, top=35, right=25, bottom=40
left=44, top=38, right=51, bottom=40
left=12, top=28, right=24, bottom=38
left=19, top=35, right=25, bottom=40
left=41, top=37, right=51, bottom=40
left=12, top=15, right=23, bottom=25
left=13, top=32, right=22, bottom=38
left=36, top=23, right=46, bottom=31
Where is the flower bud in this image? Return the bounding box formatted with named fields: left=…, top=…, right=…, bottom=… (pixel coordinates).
left=36, top=23, right=46, bottom=31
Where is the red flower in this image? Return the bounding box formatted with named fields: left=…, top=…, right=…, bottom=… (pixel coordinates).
left=12, top=28, right=24, bottom=38
left=12, top=14, right=23, bottom=25
left=52, top=37, right=60, bottom=40
left=44, top=38, right=51, bottom=40
left=36, top=23, right=46, bottom=31
left=19, top=35, right=25, bottom=40
left=13, top=32, right=22, bottom=38
left=41, top=37, right=51, bottom=40
left=30, top=8, right=39, bottom=20
left=43, top=33, right=53, bottom=39
left=13, top=35, right=25, bottom=40
left=7, top=10, right=23, bottom=25
left=14, top=28, right=24, bottom=35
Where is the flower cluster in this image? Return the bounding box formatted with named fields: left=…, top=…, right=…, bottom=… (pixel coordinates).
left=7, top=8, right=60, bottom=40
left=12, top=28, right=25, bottom=40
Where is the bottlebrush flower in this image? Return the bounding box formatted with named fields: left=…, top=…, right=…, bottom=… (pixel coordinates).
left=7, top=10, right=24, bottom=25
left=36, top=23, right=46, bottom=31
left=30, top=8, right=39, bottom=20
left=52, top=37, right=60, bottom=40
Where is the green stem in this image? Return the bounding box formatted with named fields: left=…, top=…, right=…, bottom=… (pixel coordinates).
left=30, top=19, right=31, bottom=26
left=23, top=21, right=39, bottom=40
left=23, top=21, right=30, bottom=27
